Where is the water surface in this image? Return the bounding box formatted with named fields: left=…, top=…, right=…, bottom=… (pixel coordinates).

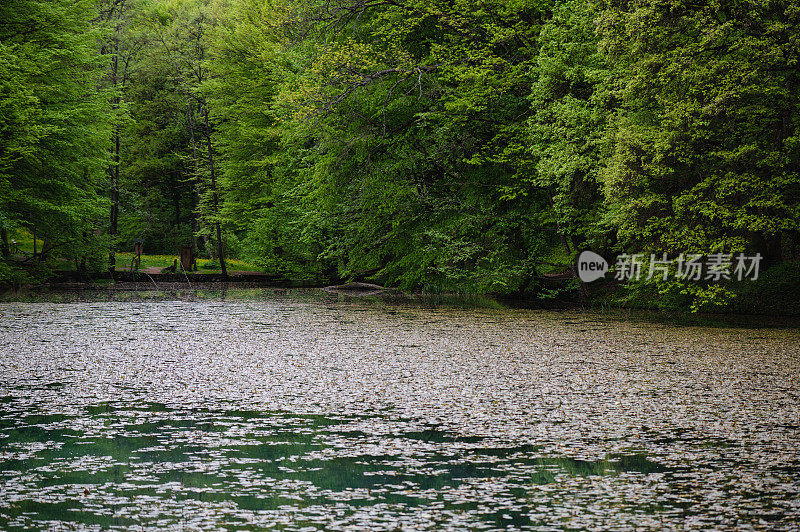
left=1, top=291, right=799, bottom=529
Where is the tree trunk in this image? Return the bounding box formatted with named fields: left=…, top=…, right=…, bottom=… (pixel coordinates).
left=109, top=120, right=120, bottom=273
left=172, top=170, right=181, bottom=228
left=558, top=228, right=588, bottom=301
left=186, top=101, right=213, bottom=257
left=0, top=228, right=9, bottom=258
left=550, top=197, right=588, bottom=301
left=108, top=28, right=120, bottom=275
left=753, top=231, right=783, bottom=269
left=192, top=218, right=201, bottom=260
left=787, top=230, right=800, bottom=262
left=203, top=106, right=227, bottom=279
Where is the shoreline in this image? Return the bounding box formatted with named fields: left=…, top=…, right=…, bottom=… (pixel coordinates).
left=2, top=282, right=799, bottom=328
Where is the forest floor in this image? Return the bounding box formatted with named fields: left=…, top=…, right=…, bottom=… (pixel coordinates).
left=122, top=266, right=264, bottom=275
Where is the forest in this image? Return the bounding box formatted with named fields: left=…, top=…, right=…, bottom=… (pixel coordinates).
left=1, top=0, right=799, bottom=312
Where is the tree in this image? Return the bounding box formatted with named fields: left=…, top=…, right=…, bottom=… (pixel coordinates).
left=206, top=0, right=323, bottom=279
left=598, top=0, right=800, bottom=262
left=249, top=0, right=555, bottom=291
left=527, top=0, right=611, bottom=255
left=117, top=10, right=197, bottom=257
left=98, top=0, right=147, bottom=273
left=0, top=0, right=111, bottom=276
left=144, top=0, right=227, bottom=276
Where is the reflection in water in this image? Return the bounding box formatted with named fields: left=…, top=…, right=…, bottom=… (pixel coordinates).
left=0, top=291, right=799, bottom=529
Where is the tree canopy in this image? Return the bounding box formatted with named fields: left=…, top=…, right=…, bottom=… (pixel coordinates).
left=0, top=0, right=110, bottom=269
left=1, top=0, right=798, bottom=310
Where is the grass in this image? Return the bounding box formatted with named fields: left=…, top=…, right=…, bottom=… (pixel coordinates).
left=116, top=252, right=259, bottom=272
left=5, top=229, right=259, bottom=272
left=7, top=228, right=36, bottom=254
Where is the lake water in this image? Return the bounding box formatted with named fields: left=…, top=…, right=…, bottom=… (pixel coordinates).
left=1, top=290, right=799, bottom=529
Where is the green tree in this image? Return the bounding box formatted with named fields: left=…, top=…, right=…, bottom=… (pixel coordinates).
left=112, top=0, right=199, bottom=258
left=526, top=0, right=611, bottom=256
left=598, top=0, right=800, bottom=262
left=262, top=0, right=555, bottom=291
left=205, top=0, right=303, bottom=275
left=0, top=0, right=111, bottom=276
left=143, top=0, right=227, bottom=275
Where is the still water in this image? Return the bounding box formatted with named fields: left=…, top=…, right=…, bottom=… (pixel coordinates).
left=0, top=290, right=799, bottom=530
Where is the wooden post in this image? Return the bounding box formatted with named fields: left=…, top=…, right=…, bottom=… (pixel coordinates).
left=179, top=245, right=194, bottom=272
left=133, top=240, right=143, bottom=270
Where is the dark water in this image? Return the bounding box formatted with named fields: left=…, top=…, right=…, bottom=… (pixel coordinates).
left=1, top=291, right=799, bottom=529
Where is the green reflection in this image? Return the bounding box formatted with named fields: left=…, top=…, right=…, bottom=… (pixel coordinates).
left=1, top=404, right=675, bottom=529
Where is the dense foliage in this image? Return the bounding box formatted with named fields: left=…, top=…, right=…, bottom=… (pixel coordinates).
left=0, top=0, right=111, bottom=278
left=1, top=0, right=798, bottom=310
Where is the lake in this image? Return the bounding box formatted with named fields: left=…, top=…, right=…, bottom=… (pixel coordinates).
left=1, top=290, right=799, bottom=529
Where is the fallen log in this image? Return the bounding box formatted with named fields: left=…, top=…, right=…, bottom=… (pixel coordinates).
left=323, top=282, right=389, bottom=292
